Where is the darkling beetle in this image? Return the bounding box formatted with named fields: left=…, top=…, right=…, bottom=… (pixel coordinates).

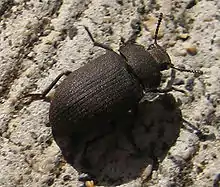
left=26, top=13, right=202, bottom=137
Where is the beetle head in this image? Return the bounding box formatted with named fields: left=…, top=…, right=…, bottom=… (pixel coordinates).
left=147, top=43, right=172, bottom=71
left=148, top=13, right=203, bottom=75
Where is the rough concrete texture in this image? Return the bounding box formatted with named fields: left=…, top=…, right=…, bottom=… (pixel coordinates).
left=0, top=0, right=219, bottom=187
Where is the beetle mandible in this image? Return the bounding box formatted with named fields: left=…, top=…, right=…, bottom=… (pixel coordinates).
left=26, top=13, right=202, bottom=136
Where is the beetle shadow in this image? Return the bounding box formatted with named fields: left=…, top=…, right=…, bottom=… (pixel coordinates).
left=53, top=94, right=182, bottom=186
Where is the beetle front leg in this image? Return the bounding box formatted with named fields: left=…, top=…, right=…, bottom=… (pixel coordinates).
left=24, top=70, right=72, bottom=100
left=145, top=69, right=186, bottom=94
left=148, top=86, right=186, bottom=94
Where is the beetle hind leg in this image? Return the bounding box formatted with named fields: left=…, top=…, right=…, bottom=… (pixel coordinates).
left=124, top=126, right=141, bottom=153
left=24, top=70, right=72, bottom=101
left=80, top=123, right=116, bottom=168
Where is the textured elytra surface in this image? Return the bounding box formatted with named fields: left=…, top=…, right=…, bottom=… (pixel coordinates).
left=0, top=0, right=220, bottom=187
left=50, top=51, right=143, bottom=136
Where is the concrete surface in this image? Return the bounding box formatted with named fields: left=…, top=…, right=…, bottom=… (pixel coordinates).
left=0, top=0, right=219, bottom=186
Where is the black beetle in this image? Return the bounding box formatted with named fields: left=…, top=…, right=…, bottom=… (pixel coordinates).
left=26, top=13, right=202, bottom=136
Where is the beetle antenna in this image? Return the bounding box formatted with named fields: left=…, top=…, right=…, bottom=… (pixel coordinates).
left=154, top=13, right=163, bottom=44
left=170, top=64, right=203, bottom=75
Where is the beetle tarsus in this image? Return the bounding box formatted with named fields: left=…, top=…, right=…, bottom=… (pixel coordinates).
left=24, top=71, right=72, bottom=101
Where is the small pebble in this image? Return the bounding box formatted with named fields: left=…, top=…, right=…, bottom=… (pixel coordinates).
left=141, top=164, right=153, bottom=182
left=27, top=51, right=35, bottom=58
left=186, top=46, right=197, bottom=55
left=178, top=33, right=190, bottom=40
left=183, top=42, right=198, bottom=55
left=85, top=180, right=95, bottom=187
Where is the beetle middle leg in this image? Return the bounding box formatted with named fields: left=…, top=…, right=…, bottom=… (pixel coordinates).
left=122, top=106, right=142, bottom=153
left=84, top=26, right=114, bottom=52
left=24, top=70, right=72, bottom=100
left=120, top=24, right=142, bottom=45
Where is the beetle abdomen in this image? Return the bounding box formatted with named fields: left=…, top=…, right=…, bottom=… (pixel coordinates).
left=49, top=51, right=143, bottom=135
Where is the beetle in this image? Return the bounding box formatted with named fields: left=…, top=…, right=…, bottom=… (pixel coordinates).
left=26, top=13, right=202, bottom=137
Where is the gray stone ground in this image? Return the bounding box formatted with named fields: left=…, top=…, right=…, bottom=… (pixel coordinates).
left=0, top=0, right=220, bottom=187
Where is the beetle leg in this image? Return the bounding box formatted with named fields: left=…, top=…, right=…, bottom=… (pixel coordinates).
left=119, top=36, right=126, bottom=46
left=80, top=123, right=116, bottom=168
left=160, top=69, right=186, bottom=94
left=126, top=31, right=139, bottom=44
left=124, top=21, right=142, bottom=45
left=84, top=26, right=114, bottom=52
left=124, top=125, right=141, bottom=153
left=182, top=118, right=208, bottom=141
left=165, top=68, right=176, bottom=89
left=145, top=69, right=186, bottom=94
left=123, top=106, right=142, bottom=153
left=24, top=70, right=72, bottom=100
left=145, top=86, right=186, bottom=94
